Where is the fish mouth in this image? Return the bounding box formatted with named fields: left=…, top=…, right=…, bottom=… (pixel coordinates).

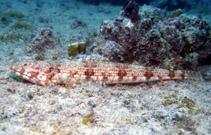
left=10, top=63, right=50, bottom=86
left=9, top=65, right=30, bottom=83
left=10, top=65, right=25, bottom=76
left=10, top=65, right=40, bottom=85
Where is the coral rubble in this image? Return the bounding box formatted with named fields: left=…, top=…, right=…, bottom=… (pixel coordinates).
left=26, top=28, right=62, bottom=60
left=94, top=1, right=211, bottom=70
left=27, top=29, right=57, bottom=53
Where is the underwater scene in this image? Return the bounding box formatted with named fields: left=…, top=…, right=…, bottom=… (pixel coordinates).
left=0, top=0, right=211, bottom=134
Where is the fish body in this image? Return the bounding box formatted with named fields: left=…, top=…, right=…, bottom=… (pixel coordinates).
left=11, top=61, right=203, bottom=86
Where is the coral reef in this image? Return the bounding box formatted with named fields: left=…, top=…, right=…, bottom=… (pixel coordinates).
left=94, top=1, right=211, bottom=70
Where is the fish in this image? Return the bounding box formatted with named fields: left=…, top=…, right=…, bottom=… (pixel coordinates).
left=10, top=61, right=203, bottom=86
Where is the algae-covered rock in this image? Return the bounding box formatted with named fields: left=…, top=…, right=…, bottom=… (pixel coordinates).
left=94, top=3, right=211, bottom=70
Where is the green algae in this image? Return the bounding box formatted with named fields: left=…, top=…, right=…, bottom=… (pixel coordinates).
left=0, top=33, right=28, bottom=42
left=1, top=11, right=24, bottom=26
left=167, top=9, right=183, bottom=18
left=164, top=95, right=195, bottom=114
left=164, top=94, right=179, bottom=105
left=178, top=97, right=195, bottom=114
left=154, top=16, right=164, bottom=22
left=11, top=22, right=32, bottom=30
left=0, top=35, right=3, bottom=40
left=4, top=11, right=24, bottom=19
left=181, top=40, right=192, bottom=57
left=168, top=58, right=176, bottom=70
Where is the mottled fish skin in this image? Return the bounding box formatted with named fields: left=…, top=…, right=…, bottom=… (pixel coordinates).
left=11, top=61, right=203, bottom=86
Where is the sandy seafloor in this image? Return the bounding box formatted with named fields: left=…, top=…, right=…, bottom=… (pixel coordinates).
left=0, top=0, right=211, bottom=135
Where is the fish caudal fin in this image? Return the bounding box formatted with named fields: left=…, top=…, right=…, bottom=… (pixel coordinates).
left=184, top=71, right=203, bottom=82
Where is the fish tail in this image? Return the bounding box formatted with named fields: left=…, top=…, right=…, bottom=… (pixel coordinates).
left=184, top=70, right=204, bottom=82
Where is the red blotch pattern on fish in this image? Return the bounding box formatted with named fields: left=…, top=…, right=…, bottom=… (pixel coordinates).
left=11, top=61, right=203, bottom=86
